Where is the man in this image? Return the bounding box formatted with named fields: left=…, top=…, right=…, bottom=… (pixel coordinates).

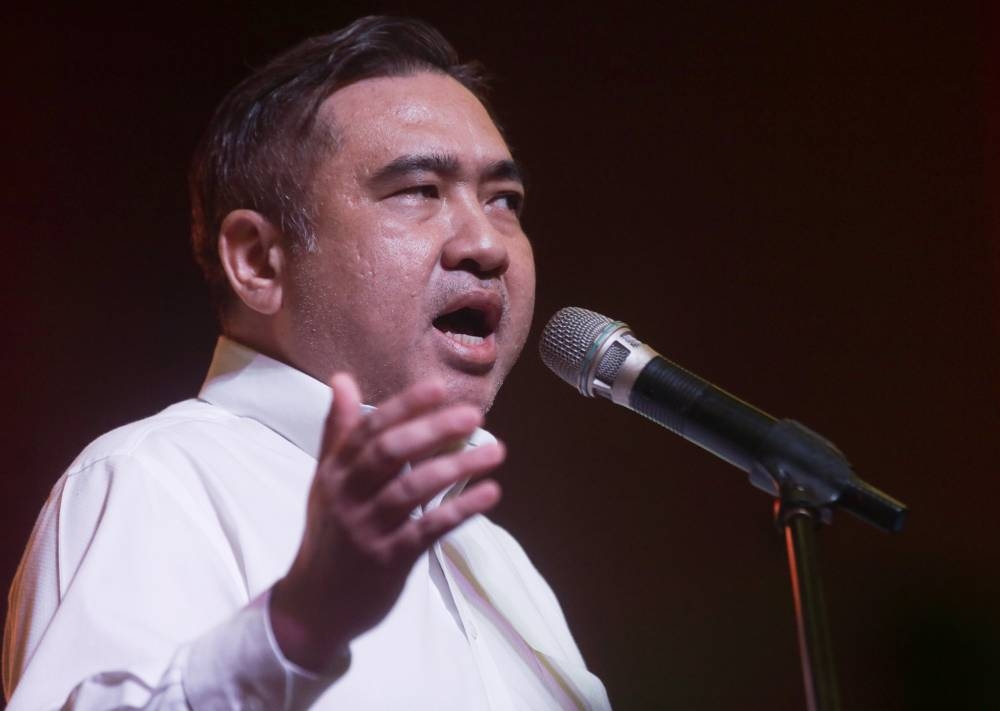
left=2, top=15, right=610, bottom=711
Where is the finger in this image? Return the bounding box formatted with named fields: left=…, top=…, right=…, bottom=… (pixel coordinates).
left=371, top=442, right=506, bottom=529
left=338, top=379, right=449, bottom=463
left=319, top=373, right=363, bottom=461
left=344, top=404, right=484, bottom=499
left=392, top=480, right=503, bottom=560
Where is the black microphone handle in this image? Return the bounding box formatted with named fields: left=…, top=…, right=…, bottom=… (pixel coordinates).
left=627, top=355, right=907, bottom=532
left=629, top=355, right=776, bottom=473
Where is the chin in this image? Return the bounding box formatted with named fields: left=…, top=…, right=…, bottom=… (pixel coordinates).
left=442, top=374, right=503, bottom=413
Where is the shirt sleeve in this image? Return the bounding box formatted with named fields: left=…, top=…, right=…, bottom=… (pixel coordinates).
left=3, top=453, right=345, bottom=710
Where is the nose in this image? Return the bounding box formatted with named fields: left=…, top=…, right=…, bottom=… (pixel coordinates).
left=441, top=198, right=510, bottom=279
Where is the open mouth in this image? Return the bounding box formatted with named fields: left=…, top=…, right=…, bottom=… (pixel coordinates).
left=433, top=308, right=492, bottom=345
left=431, top=293, right=502, bottom=348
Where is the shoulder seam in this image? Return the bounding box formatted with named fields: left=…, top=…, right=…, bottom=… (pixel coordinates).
left=66, top=410, right=242, bottom=476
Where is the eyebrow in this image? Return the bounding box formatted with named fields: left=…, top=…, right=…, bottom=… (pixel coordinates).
left=483, top=159, right=524, bottom=185
left=369, top=153, right=524, bottom=186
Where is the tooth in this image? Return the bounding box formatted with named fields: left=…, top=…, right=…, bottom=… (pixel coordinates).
left=445, top=331, right=484, bottom=346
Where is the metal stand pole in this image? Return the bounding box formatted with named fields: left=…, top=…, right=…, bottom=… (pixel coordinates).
left=776, top=500, right=841, bottom=711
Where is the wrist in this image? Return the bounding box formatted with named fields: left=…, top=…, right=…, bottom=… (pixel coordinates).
left=269, top=578, right=352, bottom=675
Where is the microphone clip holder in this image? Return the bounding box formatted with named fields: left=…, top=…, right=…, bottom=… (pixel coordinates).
left=749, top=419, right=907, bottom=533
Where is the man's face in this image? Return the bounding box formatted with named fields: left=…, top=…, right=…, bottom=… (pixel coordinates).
left=284, top=72, right=535, bottom=411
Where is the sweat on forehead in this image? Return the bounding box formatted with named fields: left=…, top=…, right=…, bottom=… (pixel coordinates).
left=312, top=73, right=516, bottom=189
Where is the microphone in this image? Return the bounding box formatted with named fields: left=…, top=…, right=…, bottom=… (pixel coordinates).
left=539, top=306, right=907, bottom=532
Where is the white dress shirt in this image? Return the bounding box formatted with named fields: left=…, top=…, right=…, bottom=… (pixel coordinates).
left=3, top=337, right=611, bottom=710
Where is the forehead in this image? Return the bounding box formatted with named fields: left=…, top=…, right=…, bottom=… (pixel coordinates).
left=317, top=72, right=511, bottom=171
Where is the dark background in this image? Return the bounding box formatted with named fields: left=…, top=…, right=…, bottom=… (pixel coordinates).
left=4, top=2, right=997, bottom=709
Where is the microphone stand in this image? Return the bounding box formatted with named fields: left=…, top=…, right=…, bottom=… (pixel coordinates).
left=774, top=493, right=840, bottom=711
left=747, top=424, right=905, bottom=711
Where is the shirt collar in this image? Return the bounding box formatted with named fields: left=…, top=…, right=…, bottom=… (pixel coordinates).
left=197, top=334, right=496, bottom=469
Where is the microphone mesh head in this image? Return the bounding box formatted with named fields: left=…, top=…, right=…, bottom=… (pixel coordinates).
left=539, top=306, right=618, bottom=390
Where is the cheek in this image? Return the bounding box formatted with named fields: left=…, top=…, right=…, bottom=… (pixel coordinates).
left=510, top=240, right=537, bottom=309
left=360, top=213, right=440, bottom=270
left=503, top=240, right=536, bottom=353
left=348, top=240, right=439, bottom=328
left=363, top=245, right=436, bottom=309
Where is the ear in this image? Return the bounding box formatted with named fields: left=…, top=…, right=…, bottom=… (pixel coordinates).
left=218, top=209, right=286, bottom=316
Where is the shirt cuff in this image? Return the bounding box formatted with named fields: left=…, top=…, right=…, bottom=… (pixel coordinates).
left=183, top=588, right=350, bottom=711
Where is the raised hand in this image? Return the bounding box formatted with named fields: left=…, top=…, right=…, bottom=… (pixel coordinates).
left=269, top=373, right=504, bottom=672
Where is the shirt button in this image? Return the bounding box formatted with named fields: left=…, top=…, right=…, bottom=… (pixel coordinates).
left=468, top=623, right=479, bottom=640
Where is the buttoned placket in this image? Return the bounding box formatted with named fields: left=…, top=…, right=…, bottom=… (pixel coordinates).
left=432, top=541, right=491, bottom=706
left=413, top=490, right=494, bottom=706
left=432, top=535, right=528, bottom=711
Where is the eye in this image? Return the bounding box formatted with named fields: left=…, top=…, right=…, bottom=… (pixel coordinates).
left=490, top=192, right=523, bottom=215
left=392, top=184, right=439, bottom=200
